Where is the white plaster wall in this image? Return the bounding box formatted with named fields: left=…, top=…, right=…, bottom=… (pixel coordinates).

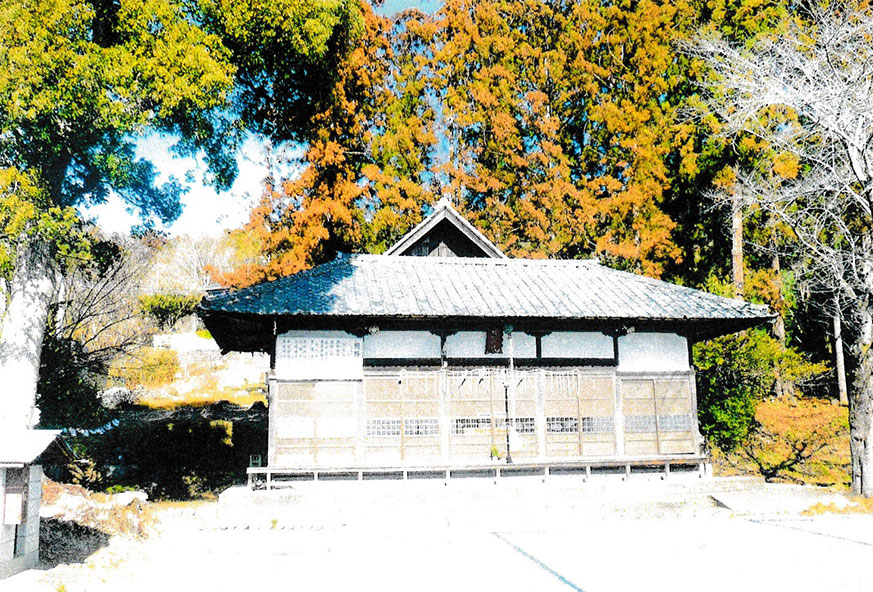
left=444, top=331, right=536, bottom=358
left=446, top=332, right=500, bottom=358
left=541, top=332, right=613, bottom=359
left=275, top=330, right=362, bottom=379
left=363, top=331, right=441, bottom=359
left=618, top=332, right=689, bottom=372
left=510, top=332, right=536, bottom=358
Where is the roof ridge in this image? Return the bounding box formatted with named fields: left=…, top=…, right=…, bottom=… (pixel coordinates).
left=357, top=253, right=600, bottom=266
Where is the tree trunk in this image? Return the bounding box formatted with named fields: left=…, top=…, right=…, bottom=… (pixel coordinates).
left=770, top=251, right=792, bottom=399
left=834, top=296, right=849, bottom=406
left=0, top=237, right=57, bottom=429
left=849, top=301, right=873, bottom=496
left=731, top=192, right=744, bottom=298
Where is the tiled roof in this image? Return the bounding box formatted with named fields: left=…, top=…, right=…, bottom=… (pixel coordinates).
left=201, top=255, right=772, bottom=323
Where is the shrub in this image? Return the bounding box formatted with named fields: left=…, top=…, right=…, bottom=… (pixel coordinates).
left=694, top=330, right=780, bottom=451
left=138, top=293, right=201, bottom=329
left=744, top=400, right=849, bottom=486
left=37, top=332, right=109, bottom=430
left=694, top=329, right=828, bottom=452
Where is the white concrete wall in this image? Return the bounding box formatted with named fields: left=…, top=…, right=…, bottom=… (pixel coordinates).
left=363, top=331, right=441, bottom=359
left=275, top=330, right=362, bottom=379
left=541, top=332, right=613, bottom=359
left=617, top=332, right=689, bottom=372
left=0, top=465, right=42, bottom=580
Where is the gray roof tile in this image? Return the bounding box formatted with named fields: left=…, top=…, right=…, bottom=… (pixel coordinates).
left=201, top=255, right=772, bottom=324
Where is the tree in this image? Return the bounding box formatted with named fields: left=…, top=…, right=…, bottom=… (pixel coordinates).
left=197, top=0, right=365, bottom=143
left=692, top=2, right=873, bottom=495
left=0, top=0, right=234, bottom=428
left=426, top=0, right=687, bottom=273
left=216, top=4, right=438, bottom=286
left=39, top=235, right=153, bottom=428
left=144, top=234, right=239, bottom=294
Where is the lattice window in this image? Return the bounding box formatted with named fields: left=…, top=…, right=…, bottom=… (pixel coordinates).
left=625, top=414, right=693, bottom=433
left=625, top=415, right=657, bottom=433
left=658, top=414, right=692, bottom=432
left=580, top=416, right=614, bottom=434
left=367, top=419, right=401, bottom=436
left=451, top=417, right=491, bottom=435
left=404, top=418, right=439, bottom=436
left=547, top=417, right=579, bottom=433
left=514, top=417, right=536, bottom=434
left=494, top=417, right=536, bottom=433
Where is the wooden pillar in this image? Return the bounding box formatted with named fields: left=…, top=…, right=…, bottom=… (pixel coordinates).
left=399, top=370, right=406, bottom=462
left=439, top=368, right=450, bottom=462
left=688, top=370, right=704, bottom=454
left=506, top=328, right=517, bottom=455
left=356, top=378, right=366, bottom=463
left=613, top=371, right=625, bottom=457
left=432, top=330, right=455, bottom=462
left=536, top=369, right=546, bottom=460
left=267, top=376, right=277, bottom=466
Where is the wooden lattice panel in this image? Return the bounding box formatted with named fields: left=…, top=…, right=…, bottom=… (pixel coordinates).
left=621, top=376, right=695, bottom=456
left=544, top=371, right=616, bottom=458
left=272, top=381, right=358, bottom=466
left=363, top=373, right=441, bottom=463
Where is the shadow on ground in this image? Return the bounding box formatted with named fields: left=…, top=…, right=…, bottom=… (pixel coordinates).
left=38, top=518, right=110, bottom=568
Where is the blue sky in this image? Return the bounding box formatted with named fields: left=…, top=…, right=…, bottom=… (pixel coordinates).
left=378, top=0, right=441, bottom=15
left=87, top=1, right=442, bottom=238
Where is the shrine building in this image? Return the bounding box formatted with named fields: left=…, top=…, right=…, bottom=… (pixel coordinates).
left=199, top=199, right=772, bottom=484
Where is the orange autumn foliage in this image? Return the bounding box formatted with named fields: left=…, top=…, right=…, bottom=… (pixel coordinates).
left=215, top=3, right=437, bottom=287
left=218, top=0, right=795, bottom=288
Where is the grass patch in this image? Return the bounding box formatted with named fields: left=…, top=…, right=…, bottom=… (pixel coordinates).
left=109, top=348, right=180, bottom=387
left=803, top=497, right=873, bottom=516
left=137, top=384, right=267, bottom=409
left=150, top=499, right=217, bottom=511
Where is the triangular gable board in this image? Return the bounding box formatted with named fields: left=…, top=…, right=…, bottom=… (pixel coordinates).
left=384, top=198, right=506, bottom=259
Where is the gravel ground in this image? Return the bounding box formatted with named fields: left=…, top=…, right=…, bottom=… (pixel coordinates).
left=3, top=475, right=871, bottom=592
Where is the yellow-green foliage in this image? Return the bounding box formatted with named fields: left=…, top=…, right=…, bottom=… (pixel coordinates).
left=195, top=329, right=212, bottom=339
left=138, top=293, right=202, bottom=329
left=0, top=167, right=91, bottom=275
left=110, top=348, right=180, bottom=387
left=0, top=0, right=234, bottom=250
